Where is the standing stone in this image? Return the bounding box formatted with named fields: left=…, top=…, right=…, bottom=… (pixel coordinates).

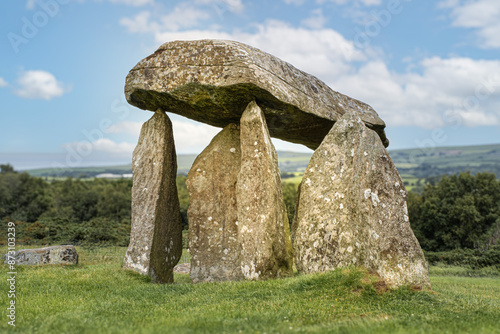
left=237, top=101, right=293, bottom=280
left=123, top=110, right=183, bottom=284
left=293, top=112, right=430, bottom=288
left=186, top=124, right=243, bottom=283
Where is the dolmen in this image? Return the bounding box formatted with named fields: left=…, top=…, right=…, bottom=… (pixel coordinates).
left=123, top=39, right=430, bottom=288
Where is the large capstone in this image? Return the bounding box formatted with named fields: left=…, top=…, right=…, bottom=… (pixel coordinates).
left=186, top=123, right=243, bottom=283
left=237, top=101, right=293, bottom=280
left=123, top=110, right=183, bottom=284
left=3, top=245, right=78, bottom=265
left=125, top=39, right=388, bottom=149
left=293, top=112, right=430, bottom=288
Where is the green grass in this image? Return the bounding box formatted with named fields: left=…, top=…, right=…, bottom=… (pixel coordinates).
left=429, top=264, right=500, bottom=277
left=279, top=170, right=426, bottom=191
left=1, top=247, right=499, bottom=333
left=282, top=172, right=304, bottom=186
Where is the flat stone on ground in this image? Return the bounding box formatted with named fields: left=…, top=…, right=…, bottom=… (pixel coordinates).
left=3, top=245, right=78, bottom=265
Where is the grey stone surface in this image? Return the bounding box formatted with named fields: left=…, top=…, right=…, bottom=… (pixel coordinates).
left=123, top=110, right=183, bottom=284
left=186, top=124, right=243, bottom=283
left=174, top=262, right=190, bottom=274
left=293, top=112, right=430, bottom=288
left=125, top=39, right=388, bottom=149
left=3, top=245, right=78, bottom=265
left=237, top=101, right=293, bottom=280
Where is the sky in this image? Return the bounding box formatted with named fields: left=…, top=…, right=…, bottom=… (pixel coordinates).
left=0, top=0, right=499, bottom=170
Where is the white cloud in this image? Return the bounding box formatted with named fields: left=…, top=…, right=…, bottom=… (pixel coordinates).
left=121, top=4, right=211, bottom=33
left=0, top=77, right=7, bottom=87
left=120, top=12, right=157, bottom=33
left=105, top=119, right=221, bottom=153
left=301, top=8, right=327, bottom=29
left=15, top=70, right=69, bottom=100
left=171, top=120, right=221, bottom=152
left=120, top=1, right=244, bottom=34
left=159, top=3, right=211, bottom=31
left=333, top=57, right=500, bottom=128
left=92, top=138, right=136, bottom=153
left=106, top=121, right=143, bottom=136
left=64, top=138, right=136, bottom=155
left=107, top=0, right=154, bottom=6
left=440, top=0, right=500, bottom=49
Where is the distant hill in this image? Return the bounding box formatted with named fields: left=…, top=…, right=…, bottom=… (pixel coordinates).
left=25, top=151, right=314, bottom=178
left=26, top=144, right=500, bottom=185
left=390, top=144, right=500, bottom=178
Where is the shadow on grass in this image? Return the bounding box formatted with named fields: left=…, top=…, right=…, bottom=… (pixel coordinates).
left=122, top=268, right=152, bottom=283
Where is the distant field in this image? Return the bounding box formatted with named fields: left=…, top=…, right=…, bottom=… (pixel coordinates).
left=23, top=144, right=500, bottom=188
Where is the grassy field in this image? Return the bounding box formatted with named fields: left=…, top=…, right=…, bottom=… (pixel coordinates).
left=1, top=247, right=499, bottom=333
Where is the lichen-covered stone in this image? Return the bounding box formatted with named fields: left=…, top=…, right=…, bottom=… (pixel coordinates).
left=293, top=112, right=430, bottom=288
left=186, top=124, right=243, bottom=283
left=125, top=39, right=388, bottom=149
left=3, top=245, right=78, bottom=265
left=237, top=101, right=293, bottom=280
left=123, top=110, right=183, bottom=284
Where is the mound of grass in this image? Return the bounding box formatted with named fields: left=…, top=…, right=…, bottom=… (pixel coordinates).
left=1, top=249, right=499, bottom=334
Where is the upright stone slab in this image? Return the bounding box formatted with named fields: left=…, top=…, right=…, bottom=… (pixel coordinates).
left=293, top=112, right=430, bottom=288
left=237, top=101, right=293, bottom=280
left=123, top=110, right=183, bottom=284
left=186, top=124, right=243, bottom=283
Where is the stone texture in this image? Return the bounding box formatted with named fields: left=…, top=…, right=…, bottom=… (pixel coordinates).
left=3, top=245, right=78, bottom=265
left=125, top=39, right=389, bottom=149
left=237, top=101, right=293, bottom=280
left=123, top=110, right=183, bottom=284
left=293, top=112, right=430, bottom=288
left=174, top=262, right=190, bottom=274
left=186, top=124, right=243, bottom=283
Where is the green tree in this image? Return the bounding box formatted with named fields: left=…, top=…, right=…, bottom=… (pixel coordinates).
left=177, top=175, right=189, bottom=230
left=409, top=172, right=500, bottom=251
left=0, top=171, right=51, bottom=222
left=282, top=182, right=298, bottom=226
left=0, top=164, right=15, bottom=174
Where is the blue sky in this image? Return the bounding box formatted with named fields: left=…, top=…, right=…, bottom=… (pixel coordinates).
left=1, top=0, right=499, bottom=170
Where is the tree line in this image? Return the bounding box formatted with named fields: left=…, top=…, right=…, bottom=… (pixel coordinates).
left=408, top=171, right=500, bottom=252
left=0, top=164, right=499, bottom=255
